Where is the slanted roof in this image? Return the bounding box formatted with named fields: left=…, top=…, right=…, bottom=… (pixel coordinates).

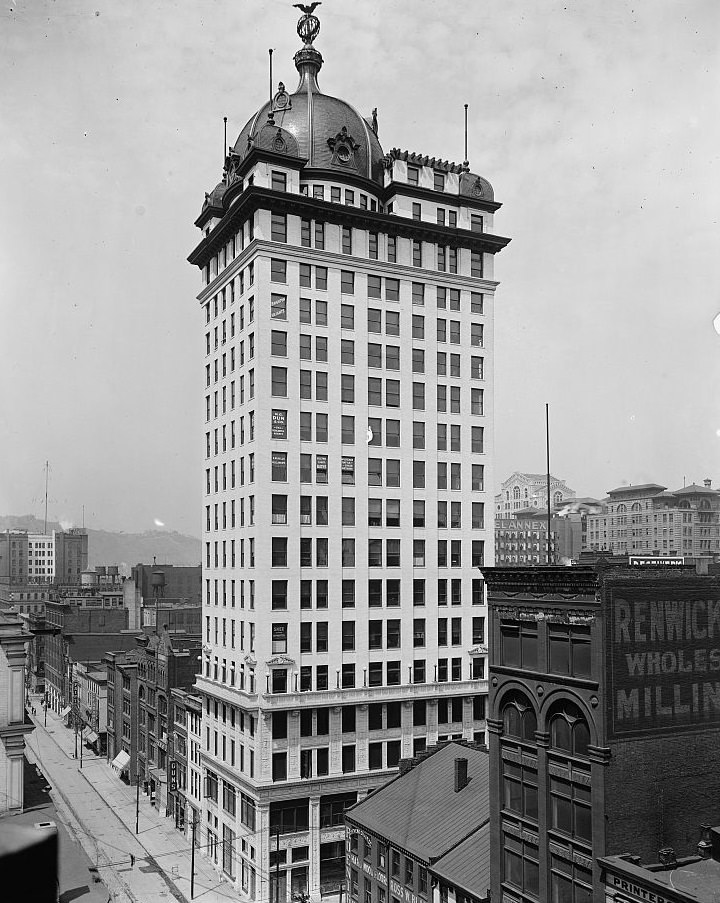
left=431, top=823, right=491, bottom=899
left=346, top=742, right=489, bottom=864
left=672, top=484, right=718, bottom=495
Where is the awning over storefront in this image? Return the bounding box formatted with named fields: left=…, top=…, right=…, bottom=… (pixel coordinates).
left=85, top=730, right=99, bottom=745
left=60, top=706, right=72, bottom=718
left=111, top=750, right=131, bottom=771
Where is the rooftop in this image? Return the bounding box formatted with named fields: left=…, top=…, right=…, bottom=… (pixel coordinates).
left=431, top=824, right=490, bottom=899
left=347, top=742, right=489, bottom=870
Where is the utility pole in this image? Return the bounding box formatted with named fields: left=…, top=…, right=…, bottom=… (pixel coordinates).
left=545, top=403, right=552, bottom=565
left=79, top=724, right=83, bottom=769
left=74, top=715, right=78, bottom=759
left=135, top=774, right=140, bottom=834
left=275, top=822, right=281, bottom=903
left=190, top=813, right=197, bottom=899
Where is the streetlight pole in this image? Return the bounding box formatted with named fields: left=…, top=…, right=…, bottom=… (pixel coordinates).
left=74, top=715, right=78, bottom=759
left=135, top=774, right=140, bottom=834
left=190, top=813, right=197, bottom=900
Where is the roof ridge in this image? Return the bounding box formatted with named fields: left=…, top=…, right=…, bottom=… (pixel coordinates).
left=429, top=816, right=491, bottom=865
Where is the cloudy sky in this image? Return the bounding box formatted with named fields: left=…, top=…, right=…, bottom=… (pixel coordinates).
left=1, top=0, right=718, bottom=535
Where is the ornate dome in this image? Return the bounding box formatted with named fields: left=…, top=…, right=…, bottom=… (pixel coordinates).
left=233, top=44, right=385, bottom=186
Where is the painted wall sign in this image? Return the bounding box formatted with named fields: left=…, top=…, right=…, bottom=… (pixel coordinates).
left=607, top=872, right=683, bottom=903
left=607, top=580, right=720, bottom=738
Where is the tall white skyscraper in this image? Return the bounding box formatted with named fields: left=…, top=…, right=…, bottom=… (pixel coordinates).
left=188, top=8, right=509, bottom=900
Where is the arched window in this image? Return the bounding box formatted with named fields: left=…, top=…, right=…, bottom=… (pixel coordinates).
left=616, top=504, right=626, bottom=514
left=550, top=703, right=590, bottom=757
left=503, top=693, right=537, bottom=741
left=513, top=486, right=521, bottom=500
left=700, top=499, right=711, bottom=510
left=631, top=502, right=641, bottom=512
left=501, top=693, right=538, bottom=826
left=524, top=488, right=529, bottom=498
left=548, top=701, right=592, bottom=852
left=553, top=491, right=563, bottom=507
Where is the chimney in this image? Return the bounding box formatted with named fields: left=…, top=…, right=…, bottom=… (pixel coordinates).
left=704, top=478, right=712, bottom=488
left=454, top=757, right=468, bottom=792
left=658, top=848, right=676, bottom=869
left=698, top=825, right=712, bottom=859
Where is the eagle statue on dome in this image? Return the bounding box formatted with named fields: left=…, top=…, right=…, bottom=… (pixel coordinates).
left=293, top=2, right=321, bottom=13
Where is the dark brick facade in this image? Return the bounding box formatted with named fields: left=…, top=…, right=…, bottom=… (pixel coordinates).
left=484, top=562, right=720, bottom=903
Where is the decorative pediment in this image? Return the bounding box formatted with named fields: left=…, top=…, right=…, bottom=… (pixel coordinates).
left=327, top=126, right=360, bottom=170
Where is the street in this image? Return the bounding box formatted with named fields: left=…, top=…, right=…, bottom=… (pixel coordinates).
left=24, top=700, right=240, bottom=903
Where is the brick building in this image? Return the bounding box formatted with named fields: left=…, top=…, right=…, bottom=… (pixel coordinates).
left=585, top=481, right=720, bottom=558
left=43, top=592, right=139, bottom=715
left=136, top=630, right=202, bottom=818
left=105, top=648, right=142, bottom=782
left=599, top=834, right=720, bottom=903
left=345, top=742, right=490, bottom=903
left=484, top=561, right=720, bottom=903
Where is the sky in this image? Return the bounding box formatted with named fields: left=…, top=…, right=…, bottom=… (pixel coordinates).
left=1, top=0, right=719, bottom=535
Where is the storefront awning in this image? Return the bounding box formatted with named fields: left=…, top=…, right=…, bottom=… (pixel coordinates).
left=85, top=730, right=99, bottom=744
left=60, top=706, right=72, bottom=718
left=111, top=749, right=131, bottom=771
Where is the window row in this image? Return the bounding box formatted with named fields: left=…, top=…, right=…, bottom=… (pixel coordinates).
left=269, top=578, right=486, bottom=610
left=269, top=536, right=484, bottom=569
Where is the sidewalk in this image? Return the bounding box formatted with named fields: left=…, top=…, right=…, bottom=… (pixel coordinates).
left=29, top=699, right=240, bottom=903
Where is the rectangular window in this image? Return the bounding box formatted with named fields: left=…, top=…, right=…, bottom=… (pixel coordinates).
left=471, top=250, right=484, bottom=278
left=369, top=232, right=378, bottom=259
left=386, top=419, right=400, bottom=447
left=412, top=315, right=424, bottom=339
left=271, top=293, right=287, bottom=320
left=271, top=330, right=287, bottom=357
left=386, top=379, right=400, bottom=407
left=342, top=227, right=353, bottom=255
left=271, top=367, right=287, bottom=397
left=271, top=213, right=287, bottom=242
left=342, top=374, right=355, bottom=403
left=271, top=171, right=287, bottom=192
left=434, top=171, right=445, bottom=192
left=271, top=259, right=287, bottom=283
left=471, top=389, right=484, bottom=416
left=341, top=270, right=355, bottom=293
left=387, top=236, right=397, bottom=262
left=368, top=309, right=382, bottom=334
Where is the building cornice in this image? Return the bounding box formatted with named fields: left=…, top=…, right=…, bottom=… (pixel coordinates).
left=188, top=186, right=511, bottom=270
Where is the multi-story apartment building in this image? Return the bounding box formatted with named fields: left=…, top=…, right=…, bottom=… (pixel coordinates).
left=187, top=8, right=509, bottom=901
left=585, top=480, right=720, bottom=558
left=495, top=472, right=575, bottom=519
left=495, top=513, right=581, bottom=566
left=0, top=528, right=88, bottom=612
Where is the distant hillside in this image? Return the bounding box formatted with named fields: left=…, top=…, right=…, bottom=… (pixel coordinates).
left=0, top=515, right=201, bottom=570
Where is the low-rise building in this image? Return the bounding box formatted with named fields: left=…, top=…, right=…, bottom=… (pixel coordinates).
left=72, top=660, right=107, bottom=753
left=44, top=589, right=139, bottom=715
left=345, top=742, right=491, bottom=903
left=105, top=648, right=142, bottom=782
left=0, top=610, right=34, bottom=814
left=600, top=833, right=720, bottom=903
left=136, top=629, right=202, bottom=817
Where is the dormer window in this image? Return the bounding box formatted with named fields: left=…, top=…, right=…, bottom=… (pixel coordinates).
left=271, top=171, right=287, bottom=192
left=407, top=166, right=419, bottom=186
left=434, top=172, right=445, bottom=192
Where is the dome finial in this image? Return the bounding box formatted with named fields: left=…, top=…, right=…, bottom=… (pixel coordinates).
left=294, top=2, right=321, bottom=46
left=293, top=2, right=323, bottom=90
